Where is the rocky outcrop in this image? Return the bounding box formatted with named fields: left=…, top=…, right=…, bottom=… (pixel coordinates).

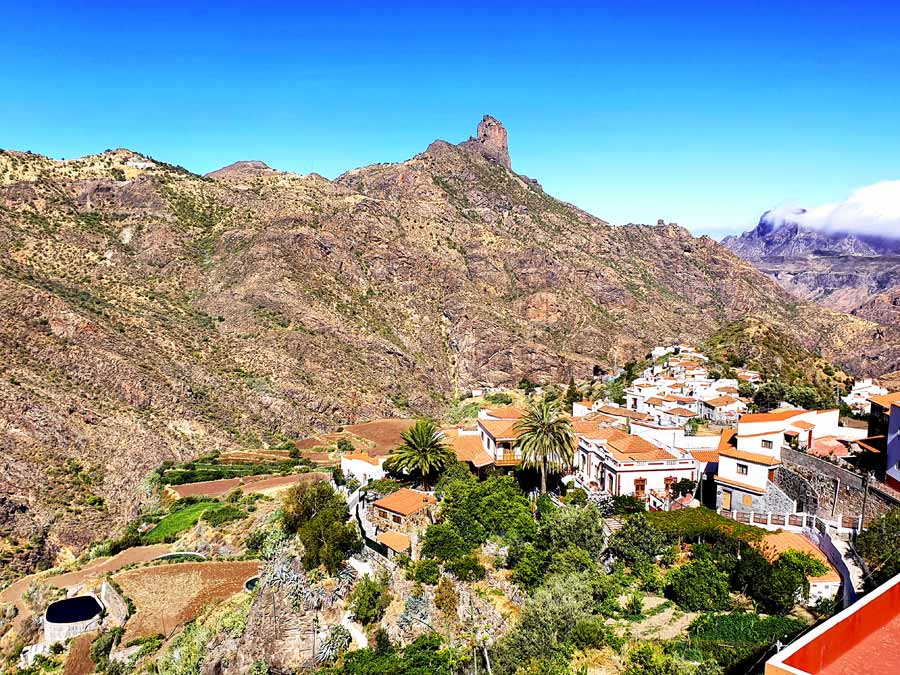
left=460, top=115, right=511, bottom=169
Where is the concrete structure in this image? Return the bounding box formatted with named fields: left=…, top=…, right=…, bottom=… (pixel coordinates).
left=341, top=451, right=388, bottom=485
left=766, top=572, right=900, bottom=675
left=44, top=594, right=104, bottom=645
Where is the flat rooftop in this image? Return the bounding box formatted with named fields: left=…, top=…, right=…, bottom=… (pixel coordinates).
left=767, top=571, right=900, bottom=675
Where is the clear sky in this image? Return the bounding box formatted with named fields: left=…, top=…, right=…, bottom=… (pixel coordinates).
left=3, top=1, right=899, bottom=238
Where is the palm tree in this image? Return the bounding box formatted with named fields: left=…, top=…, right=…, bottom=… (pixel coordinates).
left=385, top=418, right=455, bottom=488
left=514, top=397, right=575, bottom=494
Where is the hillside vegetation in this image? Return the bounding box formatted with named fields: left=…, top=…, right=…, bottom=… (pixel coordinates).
left=0, top=118, right=892, bottom=571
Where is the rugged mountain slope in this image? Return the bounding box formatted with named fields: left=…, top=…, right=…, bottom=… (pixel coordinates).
left=0, top=116, right=893, bottom=574
left=723, top=216, right=900, bottom=315
left=703, top=317, right=852, bottom=393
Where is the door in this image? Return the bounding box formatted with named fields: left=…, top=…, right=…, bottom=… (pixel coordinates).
left=722, top=489, right=732, bottom=510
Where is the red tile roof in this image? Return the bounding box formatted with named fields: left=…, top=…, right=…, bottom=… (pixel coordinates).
left=372, top=488, right=436, bottom=516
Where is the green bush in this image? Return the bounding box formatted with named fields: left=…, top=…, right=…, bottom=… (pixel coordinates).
left=608, top=514, right=669, bottom=565
left=421, top=523, right=471, bottom=561
left=569, top=617, right=620, bottom=651
left=856, top=506, right=900, bottom=584
left=566, top=488, right=588, bottom=506
left=666, top=559, right=731, bottom=611
left=349, top=575, right=392, bottom=626
left=681, top=612, right=807, bottom=669
left=484, top=392, right=513, bottom=406
left=407, top=559, right=441, bottom=585
left=445, top=554, right=486, bottom=581
left=202, top=504, right=246, bottom=527
left=282, top=482, right=361, bottom=573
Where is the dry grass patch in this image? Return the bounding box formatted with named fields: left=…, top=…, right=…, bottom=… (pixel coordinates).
left=114, top=561, right=260, bottom=642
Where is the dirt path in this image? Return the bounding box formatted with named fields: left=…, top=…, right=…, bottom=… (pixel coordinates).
left=0, top=544, right=171, bottom=634
left=620, top=595, right=697, bottom=641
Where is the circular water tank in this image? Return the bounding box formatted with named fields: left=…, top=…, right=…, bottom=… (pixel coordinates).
left=46, top=596, right=103, bottom=624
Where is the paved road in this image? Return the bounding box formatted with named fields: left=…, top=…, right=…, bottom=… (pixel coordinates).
left=0, top=544, right=171, bottom=634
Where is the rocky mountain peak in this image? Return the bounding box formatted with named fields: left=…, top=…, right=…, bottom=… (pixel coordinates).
left=206, top=160, right=276, bottom=180
left=460, top=114, right=511, bottom=170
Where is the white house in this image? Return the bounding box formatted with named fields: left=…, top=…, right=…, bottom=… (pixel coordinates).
left=715, top=408, right=841, bottom=513
left=574, top=427, right=696, bottom=500
left=843, top=379, right=887, bottom=415
left=341, top=451, right=388, bottom=485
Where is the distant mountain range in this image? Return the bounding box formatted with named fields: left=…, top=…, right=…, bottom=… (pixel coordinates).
left=723, top=214, right=900, bottom=316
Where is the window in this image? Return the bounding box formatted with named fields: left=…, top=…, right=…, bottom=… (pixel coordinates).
left=742, top=495, right=753, bottom=507
left=737, top=463, right=748, bottom=476
left=392, top=515, right=401, bottom=524
left=377, top=509, right=387, bottom=519
left=762, top=440, right=773, bottom=450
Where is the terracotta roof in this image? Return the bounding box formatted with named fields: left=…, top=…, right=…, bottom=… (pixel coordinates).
left=808, top=436, right=851, bottom=459
left=665, top=406, right=698, bottom=418
left=597, top=406, right=650, bottom=421
left=740, top=409, right=807, bottom=423
left=868, top=392, right=900, bottom=409
left=717, top=428, right=738, bottom=452
left=442, top=428, right=494, bottom=468
left=343, top=451, right=383, bottom=466
left=583, top=427, right=676, bottom=462
left=705, top=395, right=739, bottom=407
left=478, top=418, right=521, bottom=441
left=760, top=531, right=840, bottom=583
left=720, top=448, right=782, bottom=466
left=483, top=407, right=524, bottom=419
left=646, top=397, right=666, bottom=406
left=738, top=429, right=786, bottom=439
left=717, top=386, right=740, bottom=394
left=691, top=450, right=720, bottom=463
left=792, top=420, right=815, bottom=430
left=372, top=488, right=436, bottom=516
left=376, top=530, right=411, bottom=553
left=715, top=475, right=767, bottom=494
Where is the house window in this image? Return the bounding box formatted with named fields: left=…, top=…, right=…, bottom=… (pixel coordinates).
left=762, top=440, right=773, bottom=450
left=377, top=509, right=387, bottom=519
left=742, top=495, right=753, bottom=507
left=634, top=478, right=647, bottom=497
left=392, top=515, right=401, bottom=524
left=737, top=463, right=748, bottom=476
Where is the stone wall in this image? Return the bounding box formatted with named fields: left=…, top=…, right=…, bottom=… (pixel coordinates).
left=775, top=466, right=821, bottom=515
left=781, top=447, right=900, bottom=524
left=715, top=480, right=795, bottom=513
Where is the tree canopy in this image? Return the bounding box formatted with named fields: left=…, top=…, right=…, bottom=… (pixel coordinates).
left=514, top=397, right=575, bottom=494
left=282, top=481, right=361, bottom=573
left=384, top=418, right=455, bottom=487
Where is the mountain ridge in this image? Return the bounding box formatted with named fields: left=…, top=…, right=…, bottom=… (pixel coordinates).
left=1, top=117, right=897, bottom=576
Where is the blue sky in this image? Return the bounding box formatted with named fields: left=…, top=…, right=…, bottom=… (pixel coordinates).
left=2, top=1, right=899, bottom=238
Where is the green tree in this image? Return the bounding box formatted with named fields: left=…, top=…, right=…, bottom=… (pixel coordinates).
left=665, top=559, right=731, bottom=611
left=514, top=398, right=575, bottom=494
left=537, top=504, right=606, bottom=557
left=608, top=514, right=669, bottom=565
left=281, top=481, right=361, bottom=573
left=421, top=522, right=472, bottom=561
left=856, top=506, right=900, bottom=584
left=671, top=478, right=697, bottom=498
left=407, top=559, right=441, bottom=585
left=349, top=575, right=392, bottom=625
left=384, top=419, right=455, bottom=488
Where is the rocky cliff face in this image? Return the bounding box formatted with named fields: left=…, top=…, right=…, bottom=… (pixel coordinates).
left=723, top=214, right=900, bottom=319
left=459, top=115, right=511, bottom=169
left=0, top=119, right=896, bottom=572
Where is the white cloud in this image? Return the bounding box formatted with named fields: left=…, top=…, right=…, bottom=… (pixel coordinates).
left=762, top=181, right=900, bottom=238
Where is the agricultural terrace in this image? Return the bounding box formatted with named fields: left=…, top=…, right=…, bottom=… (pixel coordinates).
left=114, top=561, right=260, bottom=642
